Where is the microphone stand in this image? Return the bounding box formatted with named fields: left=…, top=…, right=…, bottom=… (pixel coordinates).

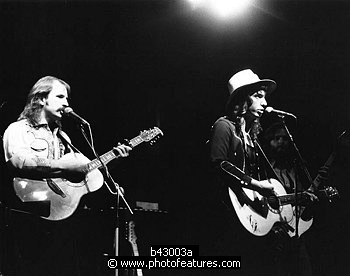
left=105, top=174, right=133, bottom=276
left=79, top=124, right=133, bottom=276
left=278, top=115, right=313, bottom=239
left=0, top=102, right=6, bottom=276
left=0, top=201, right=5, bottom=276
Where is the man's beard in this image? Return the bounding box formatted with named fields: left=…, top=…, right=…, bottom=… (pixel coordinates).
left=271, top=147, right=294, bottom=166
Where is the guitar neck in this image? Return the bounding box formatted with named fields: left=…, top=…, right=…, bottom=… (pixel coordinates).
left=85, top=135, right=145, bottom=173
left=131, top=243, right=139, bottom=257
left=86, top=150, right=117, bottom=173
left=278, top=193, right=307, bottom=205
left=278, top=189, right=330, bottom=205
left=130, top=242, right=142, bottom=276
left=313, top=150, right=337, bottom=188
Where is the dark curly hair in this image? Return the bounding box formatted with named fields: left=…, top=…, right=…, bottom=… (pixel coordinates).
left=226, top=94, right=262, bottom=140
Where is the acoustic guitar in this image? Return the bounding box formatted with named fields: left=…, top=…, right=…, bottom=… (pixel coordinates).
left=221, top=160, right=338, bottom=237
left=13, top=127, right=163, bottom=220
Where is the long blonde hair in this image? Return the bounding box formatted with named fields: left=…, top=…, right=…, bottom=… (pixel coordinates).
left=18, top=76, right=70, bottom=125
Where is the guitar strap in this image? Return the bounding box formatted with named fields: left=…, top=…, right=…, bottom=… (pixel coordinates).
left=57, top=130, right=83, bottom=155
left=253, top=139, right=284, bottom=184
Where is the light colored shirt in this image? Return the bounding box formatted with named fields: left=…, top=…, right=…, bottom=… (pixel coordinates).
left=3, top=119, right=70, bottom=168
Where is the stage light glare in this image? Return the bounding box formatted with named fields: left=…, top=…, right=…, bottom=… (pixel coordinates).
left=208, top=0, right=252, bottom=18
left=185, top=0, right=253, bottom=20
left=186, top=0, right=204, bottom=9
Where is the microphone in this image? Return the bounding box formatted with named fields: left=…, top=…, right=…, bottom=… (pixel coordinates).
left=0, top=101, right=6, bottom=110
left=265, top=106, right=297, bottom=119
left=61, top=107, right=90, bottom=125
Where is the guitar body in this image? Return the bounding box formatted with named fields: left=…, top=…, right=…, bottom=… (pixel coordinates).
left=228, top=178, right=294, bottom=236
left=287, top=207, right=313, bottom=237
left=13, top=153, right=104, bottom=221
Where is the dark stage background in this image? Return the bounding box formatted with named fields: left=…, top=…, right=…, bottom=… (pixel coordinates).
left=0, top=0, right=349, bottom=275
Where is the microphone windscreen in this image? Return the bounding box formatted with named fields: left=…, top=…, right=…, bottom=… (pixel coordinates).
left=62, top=107, right=73, bottom=114
left=265, top=107, right=274, bottom=113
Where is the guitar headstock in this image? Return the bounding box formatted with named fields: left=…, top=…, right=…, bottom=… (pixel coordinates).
left=324, top=186, right=340, bottom=202
left=126, top=220, right=143, bottom=274
left=335, top=130, right=350, bottom=151
left=139, top=127, right=163, bottom=146
left=127, top=220, right=137, bottom=245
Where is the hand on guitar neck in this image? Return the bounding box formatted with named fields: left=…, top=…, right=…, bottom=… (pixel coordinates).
left=114, top=142, right=132, bottom=158
left=54, top=143, right=132, bottom=182
left=12, top=142, right=132, bottom=184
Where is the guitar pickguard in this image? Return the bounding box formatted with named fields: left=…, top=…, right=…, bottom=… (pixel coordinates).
left=228, top=179, right=294, bottom=236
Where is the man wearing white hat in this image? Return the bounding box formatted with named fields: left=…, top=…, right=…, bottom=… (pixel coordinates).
left=208, top=68, right=277, bottom=274
left=210, top=68, right=276, bottom=194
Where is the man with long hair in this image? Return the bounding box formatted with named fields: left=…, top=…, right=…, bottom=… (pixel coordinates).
left=208, top=69, right=277, bottom=275
left=209, top=69, right=276, bottom=200
left=2, top=76, right=131, bottom=275
left=263, top=122, right=316, bottom=276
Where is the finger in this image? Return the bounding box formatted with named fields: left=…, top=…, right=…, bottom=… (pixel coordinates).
left=120, top=145, right=132, bottom=154
left=120, top=148, right=127, bottom=156
left=115, top=146, right=129, bottom=157
left=306, top=192, right=319, bottom=201
left=120, top=149, right=127, bottom=156
left=114, top=147, right=123, bottom=156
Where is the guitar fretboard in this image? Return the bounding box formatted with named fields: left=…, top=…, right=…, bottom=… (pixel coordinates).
left=278, top=193, right=308, bottom=205
left=278, top=189, right=331, bottom=206
left=86, top=135, right=145, bottom=173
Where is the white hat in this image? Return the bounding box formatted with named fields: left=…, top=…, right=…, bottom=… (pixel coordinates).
left=227, top=69, right=276, bottom=102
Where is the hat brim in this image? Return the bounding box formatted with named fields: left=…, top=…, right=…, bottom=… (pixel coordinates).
left=226, top=79, right=276, bottom=108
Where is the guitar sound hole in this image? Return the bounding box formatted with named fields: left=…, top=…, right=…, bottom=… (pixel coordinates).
left=267, top=195, right=280, bottom=210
